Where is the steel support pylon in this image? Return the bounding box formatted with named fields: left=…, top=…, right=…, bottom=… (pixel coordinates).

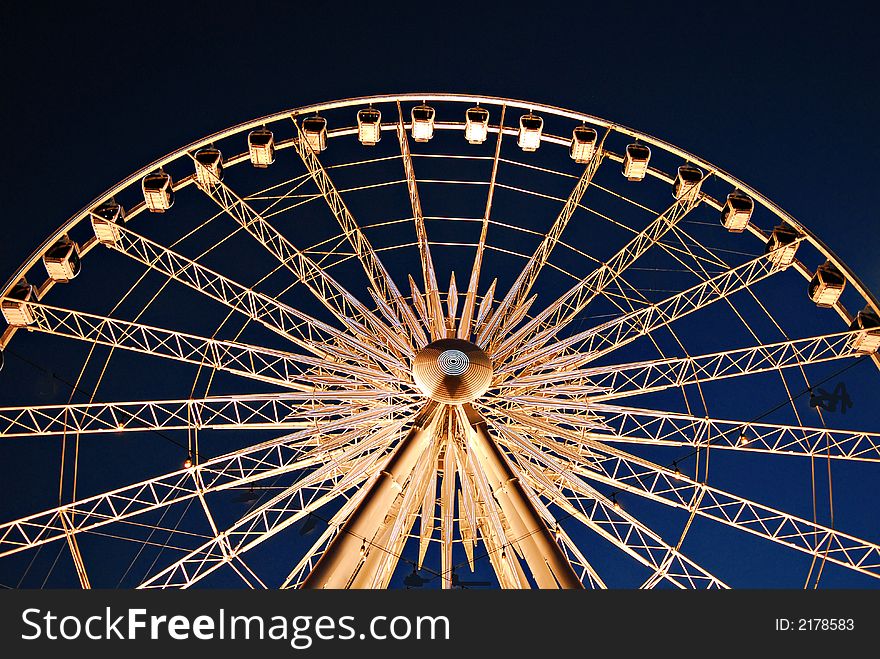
left=459, top=404, right=583, bottom=589
left=301, top=402, right=441, bottom=588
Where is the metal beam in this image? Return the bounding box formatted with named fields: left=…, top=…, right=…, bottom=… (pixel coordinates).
left=480, top=128, right=610, bottom=347
left=459, top=404, right=582, bottom=589
left=301, top=403, right=441, bottom=588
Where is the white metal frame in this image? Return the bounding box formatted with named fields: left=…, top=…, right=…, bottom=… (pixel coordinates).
left=1, top=94, right=878, bottom=590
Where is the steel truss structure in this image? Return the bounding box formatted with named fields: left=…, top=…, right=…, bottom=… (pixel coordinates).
left=1, top=94, right=878, bottom=589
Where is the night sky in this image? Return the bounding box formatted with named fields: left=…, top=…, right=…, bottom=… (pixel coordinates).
left=1, top=2, right=878, bottom=589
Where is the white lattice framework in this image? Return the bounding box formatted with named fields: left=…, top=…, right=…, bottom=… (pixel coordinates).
left=0, top=94, right=878, bottom=590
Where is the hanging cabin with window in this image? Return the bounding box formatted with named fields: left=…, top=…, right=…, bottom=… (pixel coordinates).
left=357, top=108, right=382, bottom=145
left=302, top=117, right=328, bottom=153
left=673, top=164, right=703, bottom=200
left=464, top=106, right=489, bottom=144
left=142, top=171, right=174, bottom=212
left=849, top=308, right=880, bottom=354
left=43, top=236, right=81, bottom=282
left=569, top=126, right=598, bottom=163
left=411, top=104, right=436, bottom=143
left=194, top=147, right=224, bottom=190
left=808, top=261, right=846, bottom=308
left=1, top=280, right=35, bottom=327
left=248, top=128, right=276, bottom=166
left=517, top=113, right=543, bottom=152
left=91, top=199, right=126, bottom=246
left=720, top=191, right=754, bottom=232
left=622, top=143, right=651, bottom=181
left=765, top=224, right=800, bottom=268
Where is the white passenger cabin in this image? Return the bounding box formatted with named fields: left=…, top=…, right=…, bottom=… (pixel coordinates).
left=808, top=261, right=846, bottom=308
left=517, top=113, right=543, bottom=152
left=622, top=143, right=651, bottom=181
left=43, top=236, right=81, bottom=282
left=302, top=117, right=328, bottom=153
left=357, top=108, right=382, bottom=145
left=673, top=164, right=703, bottom=200
left=464, top=106, right=489, bottom=144
left=1, top=280, right=35, bottom=326
left=569, top=126, right=598, bottom=163
left=248, top=128, right=276, bottom=166
left=411, top=104, right=436, bottom=143
left=849, top=308, right=880, bottom=354
left=142, top=171, right=174, bottom=212
left=765, top=224, right=800, bottom=268
left=194, top=147, right=224, bottom=190
left=91, top=199, right=126, bottom=246
left=720, top=192, right=753, bottom=232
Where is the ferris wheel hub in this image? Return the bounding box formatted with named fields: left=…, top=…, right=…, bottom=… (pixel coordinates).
left=412, top=338, right=493, bottom=404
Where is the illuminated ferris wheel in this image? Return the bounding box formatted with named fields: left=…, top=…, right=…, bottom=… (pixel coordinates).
left=1, top=94, right=879, bottom=589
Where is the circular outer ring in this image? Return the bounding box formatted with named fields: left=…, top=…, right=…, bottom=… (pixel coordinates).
left=2, top=93, right=877, bottom=377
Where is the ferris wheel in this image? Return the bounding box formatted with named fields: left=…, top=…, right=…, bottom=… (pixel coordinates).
left=1, top=93, right=879, bottom=589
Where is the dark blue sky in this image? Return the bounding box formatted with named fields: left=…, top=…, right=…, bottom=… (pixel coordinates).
left=2, top=2, right=877, bottom=295
left=0, top=2, right=878, bottom=589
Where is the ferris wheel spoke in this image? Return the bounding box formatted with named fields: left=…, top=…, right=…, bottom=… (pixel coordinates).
left=396, top=101, right=445, bottom=340
left=508, top=329, right=864, bottom=400
left=460, top=106, right=505, bottom=340
left=585, top=403, right=880, bottom=462
left=498, top=401, right=880, bottom=469
left=2, top=298, right=377, bottom=392
left=291, top=121, right=428, bottom=349
left=480, top=129, right=610, bottom=348
left=490, top=190, right=707, bottom=360
left=569, top=440, right=880, bottom=578
left=551, top=523, right=607, bottom=589
left=139, top=428, right=398, bottom=589
left=226, top=555, right=266, bottom=589
left=196, top=168, right=415, bottom=362
left=499, top=244, right=798, bottom=376
left=0, top=406, right=413, bottom=559
left=491, top=418, right=726, bottom=588
left=102, top=223, right=404, bottom=373
left=0, top=392, right=411, bottom=438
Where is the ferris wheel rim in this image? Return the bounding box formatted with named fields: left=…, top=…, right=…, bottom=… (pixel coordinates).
left=1, top=91, right=879, bottom=588
left=2, top=91, right=878, bottom=348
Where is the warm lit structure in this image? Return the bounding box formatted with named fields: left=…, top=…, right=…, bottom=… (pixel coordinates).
left=141, top=170, right=174, bottom=212
left=1, top=94, right=879, bottom=592
left=720, top=191, right=753, bottom=232
left=765, top=224, right=800, bottom=268
left=849, top=308, right=880, bottom=354
left=673, top=164, right=703, bottom=200
left=42, top=236, right=81, bottom=282
left=410, top=104, right=435, bottom=142
left=622, top=143, right=651, bottom=180
left=357, top=107, right=382, bottom=145
left=809, top=261, right=846, bottom=308
left=517, top=112, right=543, bottom=151
left=570, top=125, right=598, bottom=163
left=194, top=147, right=223, bottom=190
left=464, top=106, right=489, bottom=144
left=248, top=127, right=276, bottom=166
left=302, top=117, right=327, bottom=153
left=90, top=199, right=126, bottom=245
left=1, top=279, right=34, bottom=326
